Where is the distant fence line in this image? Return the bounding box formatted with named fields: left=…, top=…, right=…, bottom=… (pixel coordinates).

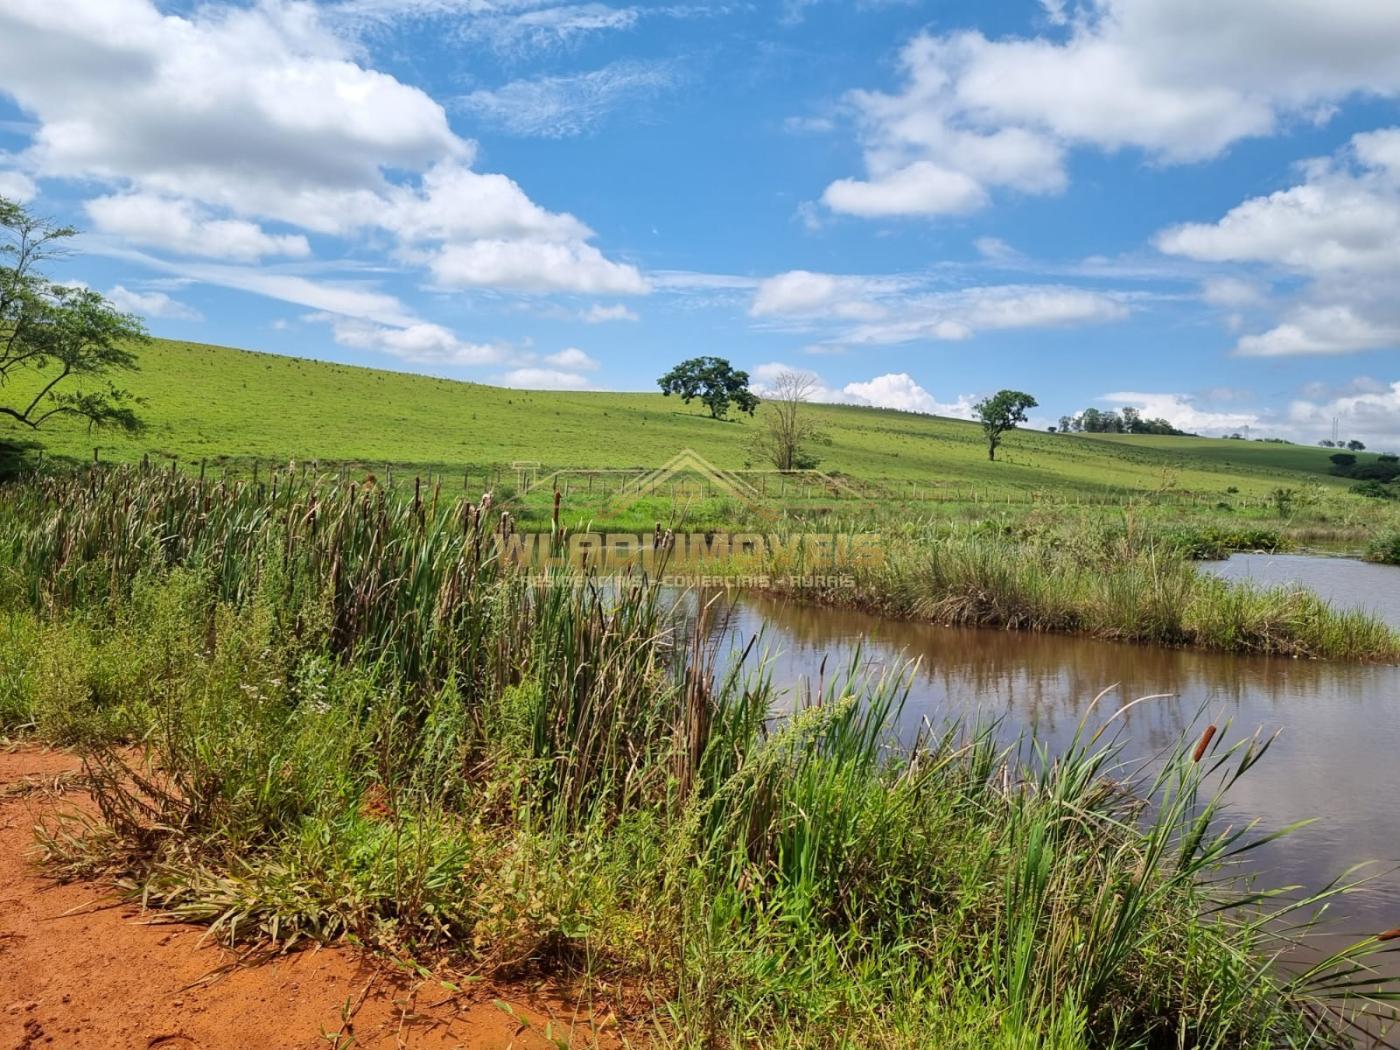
left=48, top=450, right=1291, bottom=512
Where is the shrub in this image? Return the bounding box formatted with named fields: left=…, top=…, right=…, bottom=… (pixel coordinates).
left=1366, top=531, right=1400, bottom=566
left=1352, top=480, right=1398, bottom=500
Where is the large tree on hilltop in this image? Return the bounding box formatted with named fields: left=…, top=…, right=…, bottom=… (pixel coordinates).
left=974, top=389, right=1038, bottom=462
left=658, top=356, right=759, bottom=420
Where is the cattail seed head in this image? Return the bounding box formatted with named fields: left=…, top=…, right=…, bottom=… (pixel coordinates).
left=1192, top=724, right=1218, bottom=763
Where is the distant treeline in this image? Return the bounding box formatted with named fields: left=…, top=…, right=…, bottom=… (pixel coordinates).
left=1330, top=452, right=1400, bottom=496
left=1053, top=407, right=1190, bottom=436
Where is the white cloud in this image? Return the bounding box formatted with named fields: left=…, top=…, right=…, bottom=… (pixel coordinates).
left=329, top=316, right=511, bottom=366
left=0, top=0, right=643, bottom=303
left=823, top=161, right=988, bottom=218
left=1094, top=381, right=1400, bottom=447
left=457, top=59, right=678, bottom=137
left=1235, top=306, right=1400, bottom=358
left=750, top=271, right=898, bottom=320
left=843, top=373, right=976, bottom=416
left=1200, top=276, right=1267, bottom=308
left=0, top=0, right=465, bottom=210
left=1288, top=381, right=1400, bottom=449
left=974, top=236, right=1020, bottom=261
left=103, top=249, right=418, bottom=326
left=106, top=284, right=202, bottom=321
left=751, top=272, right=1132, bottom=346
left=752, top=362, right=976, bottom=417
left=0, top=168, right=36, bottom=203
left=429, top=238, right=647, bottom=294
left=1159, top=128, right=1400, bottom=355
left=824, top=2, right=1400, bottom=218
left=580, top=303, right=638, bottom=323
left=385, top=162, right=591, bottom=244
left=1100, top=391, right=1262, bottom=435
left=86, top=193, right=310, bottom=261
left=544, top=346, right=599, bottom=370
left=501, top=366, right=593, bottom=389
left=383, top=161, right=647, bottom=294
left=454, top=3, right=640, bottom=55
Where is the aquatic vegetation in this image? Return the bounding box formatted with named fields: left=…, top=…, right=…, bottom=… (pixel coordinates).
left=754, top=519, right=1400, bottom=661
left=2, top=467, right=1398, bottom=1046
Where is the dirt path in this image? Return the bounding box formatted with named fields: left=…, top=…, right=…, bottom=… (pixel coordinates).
left=0, top=747, right=629, bottom=1049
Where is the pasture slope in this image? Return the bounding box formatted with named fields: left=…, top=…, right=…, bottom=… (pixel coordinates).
left=3, top=337, right=1383, bottom=498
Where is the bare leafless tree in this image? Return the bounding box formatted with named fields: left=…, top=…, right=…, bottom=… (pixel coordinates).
left=758, top=369, right=825, bottom=471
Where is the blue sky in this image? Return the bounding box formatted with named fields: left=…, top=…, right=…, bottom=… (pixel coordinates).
left=2, top=0, right=1399, bottom=447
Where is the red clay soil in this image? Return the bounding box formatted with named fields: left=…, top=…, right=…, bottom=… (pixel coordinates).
left=0, top=747, right=632, bottom=1049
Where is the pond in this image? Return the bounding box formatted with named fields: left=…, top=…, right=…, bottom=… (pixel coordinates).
left=1205, top=552, right=1400, bottom=630
left=680, top=557, right=1400, bottom=989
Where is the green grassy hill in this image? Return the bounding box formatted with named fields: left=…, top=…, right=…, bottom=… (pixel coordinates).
left=2, top=338, right=1381, bottom=499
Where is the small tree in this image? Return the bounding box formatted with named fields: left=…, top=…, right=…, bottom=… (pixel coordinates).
left=1, top=197, right=146, bottom=433
left=973, top=389, right=1038, bottom=462
left=658, top=356, right=758, bottom=420
left=1330, top=452, right=1358, bottom=470
left=1347, top=439, right=1366, bottom=452
left=758, top=369, right=825, bottom=471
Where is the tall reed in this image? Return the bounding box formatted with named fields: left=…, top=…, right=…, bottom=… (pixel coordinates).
left=2, top=467, right=1396, bottom=1047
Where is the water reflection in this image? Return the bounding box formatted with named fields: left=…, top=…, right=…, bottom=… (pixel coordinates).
left=683, top=588, right=1400, bottom=966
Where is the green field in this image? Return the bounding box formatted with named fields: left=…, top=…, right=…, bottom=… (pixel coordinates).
left=2, top=338, right=1386, bottom=502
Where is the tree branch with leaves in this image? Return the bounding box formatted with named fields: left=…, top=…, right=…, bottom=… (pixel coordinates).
left=1, top=197, right=146, bottom=433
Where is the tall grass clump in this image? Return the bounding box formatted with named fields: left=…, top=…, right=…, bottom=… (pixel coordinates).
left=1, top=465, right=1397, bottom=1046
left=756, top=517, right=1400, bottom=661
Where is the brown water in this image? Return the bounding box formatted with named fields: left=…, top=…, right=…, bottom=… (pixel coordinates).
left=683, top=557, right=1400, bottom=985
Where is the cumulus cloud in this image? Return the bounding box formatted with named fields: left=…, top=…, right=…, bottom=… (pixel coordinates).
left=428, top=238, right=647, bottom=294
left=86, top=193, right=310, bottom=261
left=328, top=316, right=512, bottom=366
left=544, top=346, right=599, bottom=370
left=1288, top=380, right=1400, bottom=448
left=106, top=284, right=203, bottom=321
left=1100, top=382, right=1400, bottom=447
left=1159, top=128, right=1400, bottom=355
left=457, top=59, right=679, bottom=137
left=751, top=362, right=976, bottom=417
left=843, top=373, right=977, bottom=416
left=824, top=1, right=1400, bottom=218
left=823, top=162, right=988, bottom=218
left=0, top=0, right=644, bottom=309
left=0, top=0, right=463, bottom=213
left=750, top=271, right=1131, bottom=346
left=500, top=366, right=593, bottom=390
